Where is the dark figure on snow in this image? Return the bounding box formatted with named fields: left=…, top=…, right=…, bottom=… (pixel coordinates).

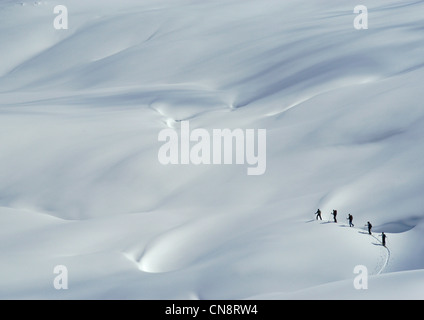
left=367, top=221, right=372, bottom=235
left=332, top=210, right=337, bottom=223
left=381, top=232, right=387, bottom=247
left=315, top=209, right=322, bottom=220
left=348, top=214, right=354, bottom=227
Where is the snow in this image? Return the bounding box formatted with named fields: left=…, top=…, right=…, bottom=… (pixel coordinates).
left=1, top=0, right=424, bottom=299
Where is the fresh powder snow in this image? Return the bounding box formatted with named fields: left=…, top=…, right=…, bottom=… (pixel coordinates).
left=0, top=0, right=424, bottom=299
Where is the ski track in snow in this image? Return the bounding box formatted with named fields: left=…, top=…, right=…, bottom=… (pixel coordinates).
left=370, top=233, right=391, bottom=275
left=325, top=220, right=391, bottom=276
left=353, top=223, right=391, bottom=276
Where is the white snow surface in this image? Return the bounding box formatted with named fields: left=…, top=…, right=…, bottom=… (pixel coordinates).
left=1, top=0, right=424, bottom=299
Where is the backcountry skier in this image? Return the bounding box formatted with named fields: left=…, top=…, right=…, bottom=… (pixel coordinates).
left=367, top=221, right=372, bottom=235
left=381, top=232, right=387, bottom=247
left=347, top=214, right=354, bottom=227
left=331, top=210, right=337, bottom=223
left=315, top=209, right=322, bottom=220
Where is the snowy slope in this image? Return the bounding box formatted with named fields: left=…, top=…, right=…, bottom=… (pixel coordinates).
left=1, top=0, right=424, bottom=299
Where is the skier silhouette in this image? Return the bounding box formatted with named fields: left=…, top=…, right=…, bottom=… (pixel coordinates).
left=331, top=210, right=337, bottom=223
left=367, top=221, right=372, bottom=235
left=347, top=214, right=354, bottom=227
left=381, top=232, right=387, bottom=247
left=315, top=209, right=322, bottom=220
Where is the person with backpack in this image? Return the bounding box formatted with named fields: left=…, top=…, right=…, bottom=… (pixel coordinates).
left=315, top=209, right=322, bottom=220
left=367, top=221, right=372, bottom=235
left=347, top=214, right=354, bottom=227
left=331, top=210, right=337, bottom=223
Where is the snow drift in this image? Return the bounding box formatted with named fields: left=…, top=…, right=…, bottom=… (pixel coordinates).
left=1, top=0, right=424, bottom=299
